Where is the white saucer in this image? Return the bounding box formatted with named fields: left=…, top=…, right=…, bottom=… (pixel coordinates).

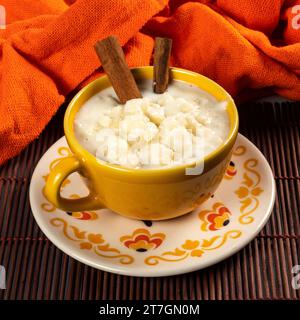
left=29, top=134, right=275, bottom=277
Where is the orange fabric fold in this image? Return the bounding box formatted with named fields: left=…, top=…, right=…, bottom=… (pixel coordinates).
left=0, top=0, right=300, bottom=164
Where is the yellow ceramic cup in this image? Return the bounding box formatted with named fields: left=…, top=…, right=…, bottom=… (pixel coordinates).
left=44, top=67, right=238, bottom=220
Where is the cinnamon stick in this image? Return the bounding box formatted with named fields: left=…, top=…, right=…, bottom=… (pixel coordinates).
left=153, top=37, right=172, bottom=94
left=94, top=36, right=142, bottom=104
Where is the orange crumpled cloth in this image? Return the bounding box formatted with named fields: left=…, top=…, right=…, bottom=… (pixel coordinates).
left=0, top=0, right=300, bottom=165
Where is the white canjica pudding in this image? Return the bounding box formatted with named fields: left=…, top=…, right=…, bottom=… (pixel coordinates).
left=74, top=80, right=230, bottom=168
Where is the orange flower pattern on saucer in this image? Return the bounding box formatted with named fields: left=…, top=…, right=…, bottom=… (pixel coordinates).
left=199, top=202, right=231, bottom=231
left=50, top=218, right=134, bottom=264
left=234, top=159, right=264, bottom=224
left=66, top=194, right=98, bottom=220
left=224, top=161, right=237, bottom=180
left=66, top=210, right=98, bottom=220
left=120, top=229, right=165, bottom=252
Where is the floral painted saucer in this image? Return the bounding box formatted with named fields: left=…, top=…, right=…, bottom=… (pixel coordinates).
left=29, top=134, right=275, bottom=277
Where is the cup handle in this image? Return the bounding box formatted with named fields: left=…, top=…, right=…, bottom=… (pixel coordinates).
left=44, top=156, right=103, bottom=212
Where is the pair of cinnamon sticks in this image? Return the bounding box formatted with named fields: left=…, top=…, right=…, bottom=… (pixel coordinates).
left=94, top=36, right=172, bottom=104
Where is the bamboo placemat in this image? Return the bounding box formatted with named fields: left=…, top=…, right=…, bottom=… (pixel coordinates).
left=0, top=101, right=299, bottom=300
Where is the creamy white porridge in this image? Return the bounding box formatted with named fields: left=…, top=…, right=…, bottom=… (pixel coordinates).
left=74, top=80, right=230, bottom=168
